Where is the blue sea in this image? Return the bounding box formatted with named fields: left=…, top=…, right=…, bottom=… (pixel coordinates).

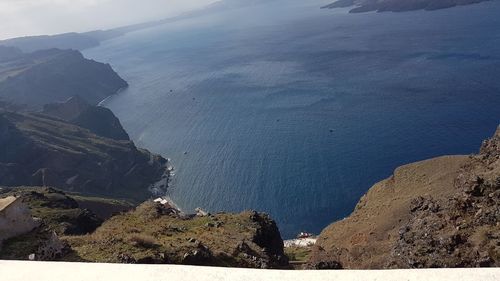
left=84, top=0, right=500, bottom=238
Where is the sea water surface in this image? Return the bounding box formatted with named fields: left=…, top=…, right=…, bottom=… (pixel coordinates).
left=84, top=0, right=500, bottom=237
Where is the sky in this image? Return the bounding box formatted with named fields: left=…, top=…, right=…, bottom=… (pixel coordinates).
left=0, top=0, right=218, bottom=40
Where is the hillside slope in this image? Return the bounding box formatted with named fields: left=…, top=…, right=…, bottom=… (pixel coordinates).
left=0, top=48, right=127, bottom=109
left=0, top=110, right=171, bottom=201
left=0, top=187, right=133, bottom=260
left=0, top=187, right=288, bottom=268
left=42, top=96, right=130, bottom=141
left=308, top=126, right=500, bottom=269
left=64, top=201, right=289, bottom=268
left=0, top=31, right=124, bottom=53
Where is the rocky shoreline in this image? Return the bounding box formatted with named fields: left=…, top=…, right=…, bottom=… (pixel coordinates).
left=1, top=29, right=499, bottom=269
left=0, top=45, right=290, bottom=269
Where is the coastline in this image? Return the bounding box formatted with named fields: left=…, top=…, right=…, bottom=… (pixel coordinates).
left=97, top=86, right=128, bottom=107
left=148, top=159, right=176, bottom=198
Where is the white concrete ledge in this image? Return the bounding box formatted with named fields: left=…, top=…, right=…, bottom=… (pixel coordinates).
left=0, top=261, right=499, bottom=281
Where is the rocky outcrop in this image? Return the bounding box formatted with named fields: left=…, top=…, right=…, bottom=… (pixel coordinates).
left=0, top=48, right=127, bottom=109
left=0, top=110, right=170, bottom=200
left=308, top=126, right=500, bottom=269
left=0, top=187, right=114, bottom=260
left=388, top=127, right=500, bottom=268
left=1, top=187, right=104, bottom=235
left=42, top=96, right=130, bottom=141
left=32, top=231, right=67, bottom=261
left=322, top=0, right=493, bottom=13
left=64, top=201, right=289, bottom=268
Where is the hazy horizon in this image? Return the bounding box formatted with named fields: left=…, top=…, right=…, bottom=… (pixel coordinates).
left=0, top=0, right=218, bottom=40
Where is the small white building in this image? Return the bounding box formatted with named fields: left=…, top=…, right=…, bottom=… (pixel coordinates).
left=0, top=196, right=39, bottom=246
left=153, top=197, right=182, bottom=216
left=154, top=198, right=170, bottom=205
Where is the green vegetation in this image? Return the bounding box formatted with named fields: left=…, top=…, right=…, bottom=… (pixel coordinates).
left=0, top=187, right=287, bottom=268
left=0, top=187, right=104, bottom=235
left=64, top=201, right=287, bottom=268
left=285, top=246, right=313, bottom=263
left=0, top=187, right=118, bottom=261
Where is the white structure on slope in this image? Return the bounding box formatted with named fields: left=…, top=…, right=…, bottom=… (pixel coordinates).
left=0, top=196, right=39, bottom=246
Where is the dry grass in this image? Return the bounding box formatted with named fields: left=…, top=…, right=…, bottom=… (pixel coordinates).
left=285, top=246, right=312, bottom=263
left=126, top=234, right=158, bottom=248
left=311, top=155, right=470, bottom=269
left=62, top=202, right=276, bottom=267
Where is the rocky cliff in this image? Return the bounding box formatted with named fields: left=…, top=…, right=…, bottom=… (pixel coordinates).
left=308, top=126, right=500, bottom=269
left=0, top=48, right=127, bottom=109
left=0, top=187, right=133, bottom=260
left=0, top=187, right=288, bottom=268
left=42, top=96, right=130, bottom=141
left=64, top=200, right=288, bottom=268
left=322, top=0, right=493, bottom=13
left=0, top=110, right=170, bottom=200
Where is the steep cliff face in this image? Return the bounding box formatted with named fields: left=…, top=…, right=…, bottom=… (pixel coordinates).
left=322, top=0, right=493, bottom=13
left=0, top=49, right=127, bottom=109
left=0, top=110, right=170, bottom=201
left=64, top=201, right=289, bottom=268
left=308, top=126, right=500, bottom=269
left=42, top=96, right=130, bottom=141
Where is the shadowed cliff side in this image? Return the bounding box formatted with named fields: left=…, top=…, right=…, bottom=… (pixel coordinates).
left=0, top=47, right=127, bottom=109
left=42, top=96, right=130, bottom=141
left=308, top=126, right=500, bottom=269
left=0, top=110, right=170, bottom=201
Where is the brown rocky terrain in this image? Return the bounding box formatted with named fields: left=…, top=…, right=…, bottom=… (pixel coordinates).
left=64, top=201, right=289, bottom=268
left=0, top=187, right=132, bottom=260
left=322, top=0, right=493, bottom=13
left=308, top=126, right=500, bottom=269
left=0, top=110, right=171, bottom=201
left=0, top=187, right=288, bottom=268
